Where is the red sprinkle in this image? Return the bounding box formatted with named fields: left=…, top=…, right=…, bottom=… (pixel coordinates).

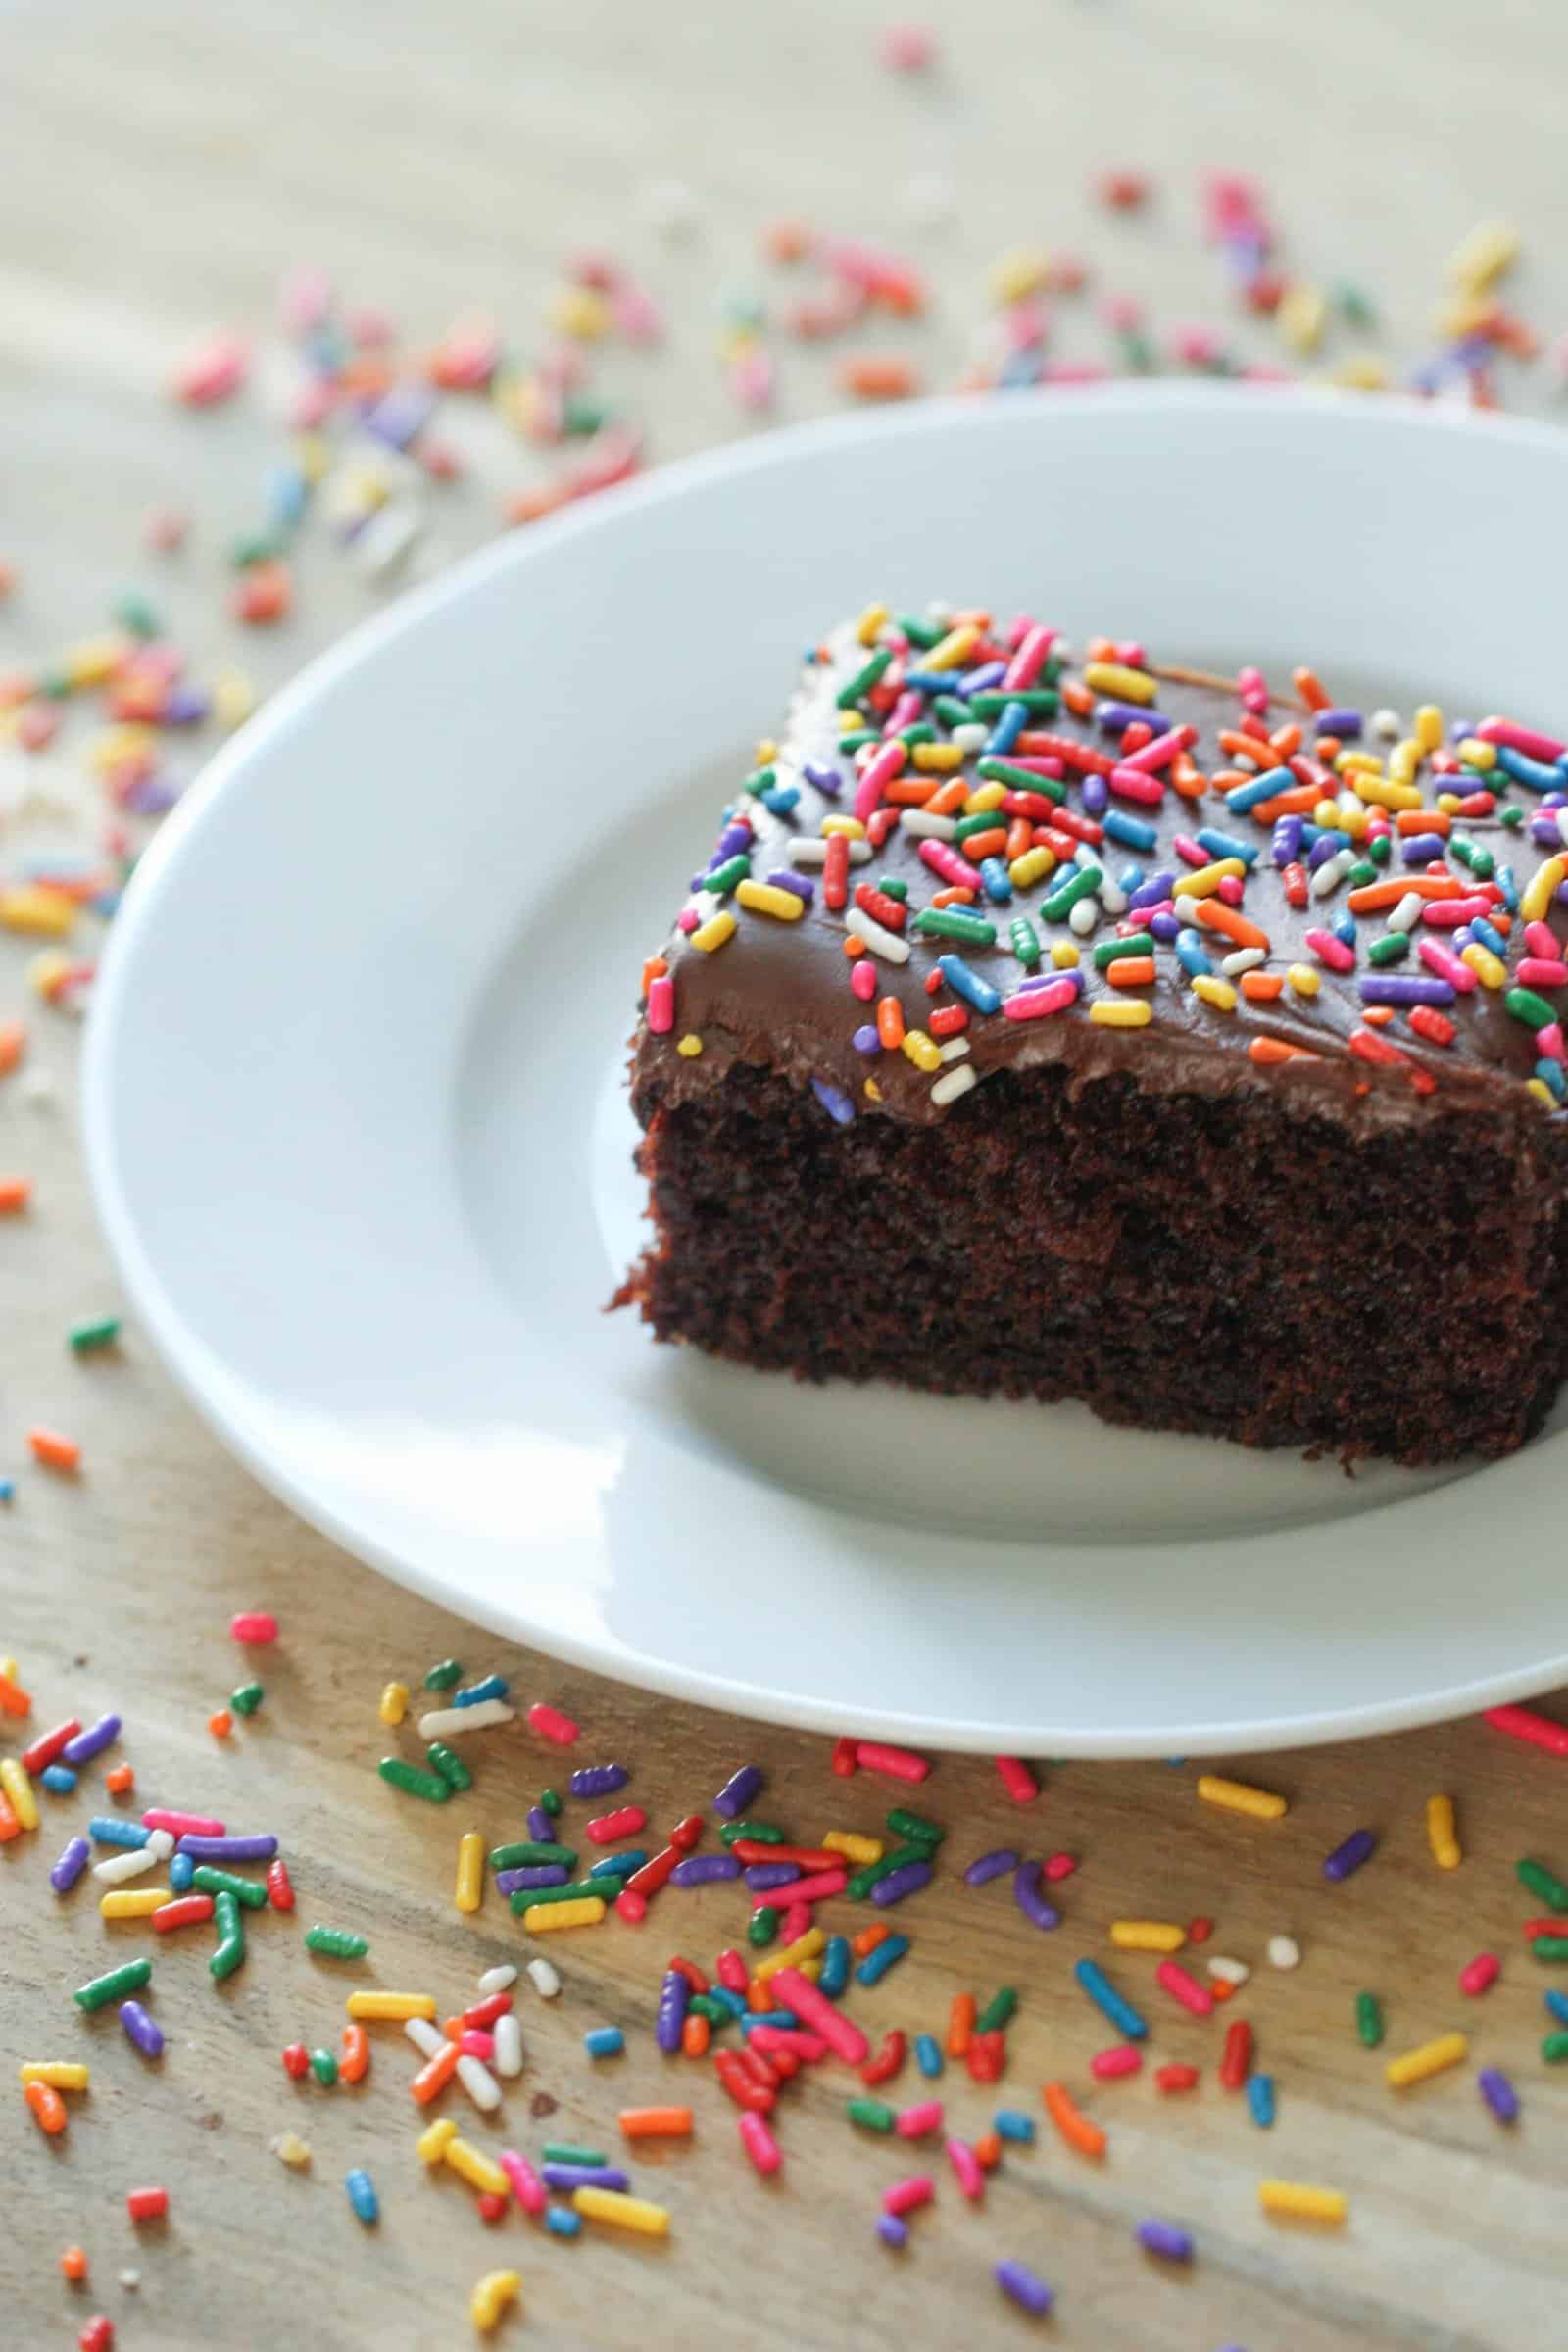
left=267, top=1857, right=296, bottom=1911
left=994, top=1756, right=1039, bottom=1804
left=1219, top=2019, right=1253, bottom=2090
left=124, top=2186, right=169, bottom=2225
left=527, top=1701, right=580, bottom=1745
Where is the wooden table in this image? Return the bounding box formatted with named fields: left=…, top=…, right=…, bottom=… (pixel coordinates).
left=5, top=4, right=1568, bottom=2345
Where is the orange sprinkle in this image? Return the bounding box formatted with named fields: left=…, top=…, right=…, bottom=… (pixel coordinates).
left=1292, top=665, right=1330, bottom=711
left=973, top=2130, right=1004, bottom=2169
left=1211, top=1977, right=1237, bottom=2002
left=24, top=2079, right=67, bottom=2136
left=1218, top=729, right=1268, bottom=761
left=1240, top=971, right=1285, bottom=1002
left=0, top=1669, right=30, bottom=1716
left=875, top=996, right=906, bottom=1050
left=104, top=1763, right=135, bottom=1796
left=640, top=956, right=668, bottom=998
left=1251, top=784, right=1320, bottom=820
left=619, top=2107, right=694, bottom=2139
left=1193, top=901, right=1269, bottom=952
left=853, top=1923, right=891, bottom=1959
left=27, top=1427, right=79, bottom=1473
left=681, top=2011, right=710, bottom=2058
left=1004, top=819, right=1033, bottom=861
left=1170, top=760, right=1208, bottom=801
left=1060, top=678, right=1095, bottom=719
left=926, top=781, right=968, bottom=816
left=947, top=1992, right=976, bottom=2058
left=0, top=1788, right=21, bottom=1841
left=885, top=775, right=939, bottom=806
left=1347, top=875, right=1460, bottom=913
left=1248, top=1036, right=1319, bottom=1067
left=1042, top=2079, right=1105, bottom=2160
left=0, top=1019, right=25, bottom=1073
left=60, top=2245, right=88, bottom=2283
left=931, top=887, right=979, bottom=907
left=960, top=828, right=1007, bottom=863
left=1363, top=1005, right=1396, bottom=1027
left=1105, top=956, right=1156, bottom=988
left=1086, top=636, right=1115, bottom=662
left=837, top=355, right=920, bottom=401
left=208, top=1708, right=233, bottom=1740
left=1312, top=736, right=1342, bottom=762
left=1269, top=722, right=1303, bottom=757
left=410, top=2039, right=461, bottom=2104
left=339, top=2021, right=370, bottom=2083
left=1396, top=808, right=1450, bottom=835
left=0, top=1177, right=32, bottom=1214
left=843, top=936, right=866, bottom=959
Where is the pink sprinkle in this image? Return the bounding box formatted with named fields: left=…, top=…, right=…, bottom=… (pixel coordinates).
left=278, top=266, right=333, bottom=334
left=1003, top=978, right=1079, bottom=1022
left=879, top=24, right=936, bottom=71
left=854, top=740, right=908, bottom=825
left=918, top=838, right=979, bottom=892
left=1525, top=921, right=1559, bottom=959
left=778, top=1902, right=813, bottom=1943
left=1475, top=717, right=1566, bottom=763
left=1107, top=766, right=1165, bottom=808
left=854, top=1740, right=929, bottom=1784
left=753, top=1868, right=846, bottom=1909
left=768, top=1968, right=868, bottom=2065
left=729, top=348, right=775, bottom=412
left=229, top=1612, right=277, bottom=1644
left=740, top=2110, right=782, bottom=2174
left=1119, top=726, right=1194, bottom=776
left=883, top=2174, right=935, bottom=2217
left=1484, top=1704, right=1568, bottom=1756
left=289, top=381, right=335, bottom=431
left=895, top=2100, right=944, bottom=2138
left=1459, top=1952, right=1500, bottom=1998
left=172, top=332, right=248, bottom=407
left=499, top=2148, right=547, bottom=2214
left=142, top=1810, right=224, bottom=1838
left=1304, top=928, right=1356, bottom=974
left=946, top=2137, right=985, bottom=2199
left=587, top=1806, right=647, bottom=1846
left=1417, top=940, right=1479, bottom=992
left=1090, top=2045, right=1143, bottom=2081
left=612, top=285, right=663, bottom=345
left=527, top=1701, right=580, bottom=1745
left=1420, top=895, right=1492, bottom=928
left=750, top=2026, right=830, bottom=2062
left=1003, top=626, right=1056, bottom=692
left=614, top=1888, right=648, bottom=1924
left=1155, top=1959, right=1213, bottom=2018
left=1043, top=1852, right=1078, bottom=1882
left=675, top=907, right=700, bottom=934
left=995, top=1757, right=1039, bottom=1804
left=460, top=2029, right=495, bottom=2059
left=851, top=959, right=878, bottom=1003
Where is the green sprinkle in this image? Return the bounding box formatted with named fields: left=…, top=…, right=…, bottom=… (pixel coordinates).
left=687, top=1993, right=728, bottom=2025
left=954, top=812, right=1008, bottom=845
left=1368, top=932, right=1410, bottom=966
left=720, top=1819, right=784, bottom=1847
left=309, top=2046, right=339, bottom=2086
left=1544, top=2032, right=1568, bottom=2062
left=1367, top=832, right=1392, bottom=866
left=190, top=1865, right=269, bottom=1908
left=539, top=1788, right=562, bottom=1817
left=210, top=1888, right=245, bottom=1980
left=68, top=1315, right=121, bottom=1354
left=1345, top=858, right=1378, bottom=890
left=1507, top=987, right=1558, bottom=1031
left=705, top=853, right=751, bottom=896
left=976, top=756, right=1066, bottom=802
left=932, top=694, right=971, bottom=729
left=112, top=590, right=164, bottom=640
left=836, top=649, right=893, bottom=710
left=1009, top=915, right=1042, bottom=967
left=970, top=690, right=1058, bottom=719
left=1530, top=1936, right=1568, bottom=1961
left=845, top=1864, right=881, bottom=1901
left=378, top=1757, right=452, bottom=1803
left=878, top=876, right=909, bottom=902
left=748, top=1906, right=779, bottom=1947
left=1517, top=1858, right=1568, bottom=1912
left=230, top=527, right=288, bottom=568
left=911, top=907, right=997, bottom=946
left=1092, top=932, right=1154, bottom=969
left=509, top=1878, right=620, bottom=1915
left=741, top=767, right=776, bottom=798
left=1355, top=1991, right=1383, bottom=2047
left=1451, top=837, right=1494, bottom=879
left=837, top=728, right=878, bottom=754
left=426, top=1741, right=472, bottom=1792
left=1500, top=805, right=1525, bottom=830
left=490, top=1839, right=575, bottom=1870
left=897, top=723, right=938, bottom=748
left=562, top=395, right=609, bottom=437
left=73, top=1957, right=151, bottom=2012
left=976, top=1986, right=1018, bottom=2034
left=895, top=613, right=945, bottom=650
left=541, top=2142, right=608, bottom=2167
left=1119, top=330, right=1157, bottom=373
left=1042, top=866, right=1102, bottom=922
left=1334, top=281, right=1378, bottom=328
left=847, top=2096, right=896, bottom=2132
left=423, top=1659, right=464, bottom=1691
left=229, top=1682, right=265, bottom=1716
left=886, top=1808, right=946, bottom=1846
left=305, top=1924, right=369, bottom=1960
left=37, top=667, right=72, bottom=700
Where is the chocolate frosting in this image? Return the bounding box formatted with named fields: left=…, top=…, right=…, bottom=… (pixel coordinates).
left=633, top=616, right=1568, bottom=1142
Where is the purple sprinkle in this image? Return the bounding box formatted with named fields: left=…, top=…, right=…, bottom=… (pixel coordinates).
left=540, top=2163, right=630, bottom=2192
left=1530, top=816, right=1563, bottom=849
left=852, top=1024, right=881, bottom=1055
left=1272, top=813, right=1304, bottom=864
left=1358, top=977, right=1454, bottom=1008
left=365, top=382, right=436, bottom=449
left=964, top=1849, right=1019, bottom=1887
left=1013, top=1860, right=1060, bottom=1932
left=871, top=1859, right=933, bottom=1907
left=159, top=686, right=211, bottom=726
left=713, top=822, right=752, bottom=858
left=656, top=1966, right=689, bottom=2053
left=1399, top=832, right=1448, bottom=865
left=120, top=1998, right=164, bottom=2059
left=768, top=870, right=815, bottom=904
left=122, top=778, right=181, bottom=817
left=995, top=2259, right=1054, bottom=2316
left=61, top=1714, right=120, bottom=1768
left=1128, top=869, right=1176, bottom=910
left=1323, top=1827, right=1376, bottom=1883
left=958, top=661, right=1007, bottom=695
left=669, top=1853, right=740, bottom=1887
left=1096, top=699, right=1171, bottom=735
left=50, top=1835, right=91, bottom=1893
left=877, top=2214, right=908, bottom=2249
left=803, top=760, right=843, bottom=797
left=176, top=1833, right=277, bottom=1863
left=568, top=1763, right=628, bottom=1800
left=497, top=1866, right=569, bottom=1895
left=745, top=1862, right=801, bottom=1893
left=1478, top=2065, right=1518, bottom=2123
left=1148, top=909, right=1181, bottom=944
left=1306, top=833, right=1344, bottom=871
left=1081, top=774, right=1108, bottom=817
left=1137, top=2218, right=1194, bottom=2263
left=525, top=1805, right=554, bottom=1843
left=712, top=1764, right=764, bottom=1820
left=811, top=1079, right=855, bottom=1125
left=1316, top=708, right=1362, bottom=738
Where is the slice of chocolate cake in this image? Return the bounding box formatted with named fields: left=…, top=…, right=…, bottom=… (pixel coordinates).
left=618, top=602, right=1568, bottom=1465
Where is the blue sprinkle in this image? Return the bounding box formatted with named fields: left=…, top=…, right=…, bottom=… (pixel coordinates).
left=978, top=857, right=1013, bottom=905
left=707, top=1985, right=747, bottom=2021
left=584, top=2025, right=625, bottom=2059
left=914, top=2033, right=944, bottom=2079
left=741, top=2009, right=798, bottom=2033
left=811, top=1079, right=855, bottom=1126
left=1496, top=746, right=1561, bottom=794
left=0, top=1477, right=13, bottom=1502
left=589, top=1850, right=645, bottom=1880
left=89, top=1818, right=150, bottom=1850
left=169, top=1851, right=195, bottom=1892
left=1225, top=766, right=1294, bottom=814
left=856, top=1934, right=909, bottom=1987
left=1073, top=1958, right=1149, bottom=2042
left=1494, top=864, right=1520, bottom=913
left=1175, top=929, right=1213, bottom=978
left=40, top=1764, right=77, bottom=1793
left=546, top=2204, right=582, bottom=2238
left=1535, top=1058, right=1567, bottom=1102
left=984, top=699, right=1029, bottom=758
left=1247, top=2073, right=1277, bottom=2129
left=1331, top=909, right=1357, bottom=949
left=1470, top=915, right=1508, bottom=957
left=1196, top=827, right=1260, bottom=868
left=453, top=1674, right=509, bottom=1707
left=760, top=784, right=800, bottom=816
left=1103, top=809, right=1158, bottom=852
left=344, top=2168, right=378, bottom=2225
left=994, top=2109, right=1036, bottom=2143
left=1544, top=1989, right=1568, bottom=2027
left=937, top=954, right=1003, bottom=1016
left=818, top=1935, right=851, bottom=1998
left=1116, top=863, right=1146, bottom=893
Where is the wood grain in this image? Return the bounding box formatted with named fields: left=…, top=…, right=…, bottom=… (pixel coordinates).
left=4, top=4, right=1568, bottom=2346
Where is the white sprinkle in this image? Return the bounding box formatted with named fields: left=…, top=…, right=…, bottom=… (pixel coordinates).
left=1310, top=849, right=1353, bottom=900
left=951, top=723, right=988, bottom=754
left=637, top=177, right=700, bottom=239
left=416, top=1700, right=514, bottom=1740
left=526, top=1956, right=562, bottom=2000
left=786, top=836, right=870, bottom=865
left=930, top=1063, right=978, bottom=1107
left=845, top=906, right=910, bottom=963
left=456, top=2052, right=502, bottom=2113
left=1098, top=878, right=1129, bottom=915
left=119, top=2270, right=141, bottom=2290
left=1068, top=897, right=1100, bottom=936
left=1388, top=892, right=1424, bottom=933
left=92, top=1837, right=171, bottom=1885
left=1555, top=808, right=1568, bottom=852
left=492, top=2012, right=524, bottom=2077
left=1371, top=709, right=1402, bottom=741
left=937, top=1037, right=971, bottom=1063
left=17, top=1066, right=57, bottom=1106
left=477, top=1964, right=517, bottom=1997
left=1221, top=947, right=1266, bottom=976
left=1267, top=1934, right=1301, bottom=1971
left=1205, top=1955, right=1251, bottom=1985
left=405, top=2016, right=445, bottom=2058
left=899, top=810, right=958, bottom=841
left=355, top=499, right=423, bottom=580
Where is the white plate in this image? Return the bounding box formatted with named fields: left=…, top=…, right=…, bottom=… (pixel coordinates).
left=85, top=384, right=1568, bottom=1756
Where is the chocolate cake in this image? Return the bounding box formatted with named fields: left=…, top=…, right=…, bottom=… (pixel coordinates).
left=618, top=603, right=1568, bottom=1464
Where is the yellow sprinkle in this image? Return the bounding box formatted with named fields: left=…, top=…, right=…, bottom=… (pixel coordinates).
left=1329, top=356, right=1391, bottom=392
left=1287, top=963, right=1320, bottom=999
left=1259, top=2180, right=1348, bottom=2225
left=1435, top=793, right=1464, bottom=817
left=0, top=1757, right=38, bottom=1830
left=1278, top=285, right=1327, bottom=353
left=901, top=1028, right=942, bottom=1073
left=1050, top=941, right=1080, bottom=970
left=100, top=1887, right=170, bottom=1919
left=675, top=1033, right=704, bottom=1059
left=273, top=2131, right=312, bottom=2168
left=27, top=950, right=74, bottom=1002
left=1425, top=1794, right=1461, bottom=1871
left=1334, top=750, right=1384, bottom=775
left=753, top=1925, right=827, bottom=1984
left=1386, top=2032, right=1468, bottom=2091
left=962, top=781, right=1007, bottom=814
left=1083, top=661, right=1156, bottom=706
left=1521, top=856, right=1565, bottom=925
left=572, top=2186, right=670, bottom=2237
left=1172, top=858, right=1245, bottom=899
left=19, top=2062, right=89, bottom=2090
left=88, top=722, right=158, bottom=773
left=1528, top=1078, right=1558, bottom=1109
left=66, top=634, right=127, bottom=688
left=377, top=1681, right=409, bottom=1727
left=1009, top=848, right=1055, bottom=890
left=1456, top=738, right=1496, bottom=771
left=345, top=1990, right=436, bottom=2021
left=1108, top=1919, right=1186, bottom=1953
left=923, top=624, right=982, bottom=674
left=735, top=879, right=805, bottom=922
left=417, top=2115, right=459, bottom=2164
left=470, top=2269, right=522, bottom=2335
left=821, top=1831, right=883, bottom=1865
left=690, top=911, right=736, bottom=955
left=1349, top=775, right=1423, bottom=812
left=1413, top=705, right=1445, bottom=754
left=1447, top=218, right=1519, bottom=296
left=521, top=1896, right=604, bottom=1933
left=1191, top=975, right=1238, bottom=1013
left=912, top=741, right=964, bottom=772
left=294, top=430, right=332, bottom=483
left=990, top=247, right=1051, bottom=305
left=455, top=1831, right=484, bottom=1916
left=1461, top=942, right=1506, bottom=990
left=855, top=603, right=890, bottom=647
left=445, top=2136, right=511, bottom=2198
left=1197, top=1774, right=1288, bottom=1822
left=821, top=815, right=866, bottom=839
left=1336, top=799, right=1371, bottom=838
left=0, top=886, right=75, bottom=940
left=1311, top=798, right=1341, bottom=830
left=1090, top=1000, right=1151, bottom=1029
left=754, top=738, right=779, bottom=764
left=1388, top=741, right=1421, bottom=787
left=548, top=286, right=612, bottom=339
